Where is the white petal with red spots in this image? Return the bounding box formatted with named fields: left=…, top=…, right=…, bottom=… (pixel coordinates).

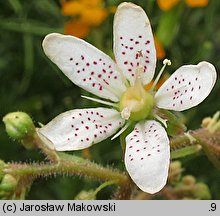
left=155, top=61, right=217, bottom=111
left=113, top=3, right=156, bottom=86
left=43, top=33, right=126, bottom=102
left=125, top=120, right=170, bottom=194
left=38, top=108, right=125, bottom=151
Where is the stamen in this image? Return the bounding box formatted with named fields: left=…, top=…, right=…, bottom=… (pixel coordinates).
left=81, top=95, right=118, bottom=108
left=150, top=59, right=171, bottom=91
left=155, top=114, right=168, bottom=128
left=111, top=122, right=130, bottom=140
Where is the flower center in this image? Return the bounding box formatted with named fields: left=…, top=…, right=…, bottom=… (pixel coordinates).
left=119, top=67, right=154, bottom=121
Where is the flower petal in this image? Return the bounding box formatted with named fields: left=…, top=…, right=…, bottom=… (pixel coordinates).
left=125, top=120, right=170, bottom=194
left=43, top=33, right=126, bottom=102
left=38, top=108, right=125, bottom=151
left=113, top=2, right=156, bottom=86
left=155, top=61, right=217, bottom=111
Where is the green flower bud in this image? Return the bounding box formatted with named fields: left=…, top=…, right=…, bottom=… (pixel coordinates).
left=75, top=190, right=96, bottom=200
left=0, top=160, right=5, bottom=181
left=168, top=161, right=182, bottom=183
left=0, top=174, right=17, bottom=192
left=192, top=183, right=211, bottom=200
left=182, top=175, right=196, bottom=186
left=3, top=112, right=35, bottom=140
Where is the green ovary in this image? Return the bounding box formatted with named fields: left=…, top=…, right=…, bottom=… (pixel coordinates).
left=120, top=84, right=154, bottom=121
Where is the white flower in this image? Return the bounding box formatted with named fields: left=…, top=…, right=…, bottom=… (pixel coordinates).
left=38, top=2, right=217, bottom=194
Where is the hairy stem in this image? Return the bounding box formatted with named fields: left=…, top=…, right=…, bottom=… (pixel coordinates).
left=4, top=154, right=129, bottom=187
left=170, top=128, right=220, bottom=167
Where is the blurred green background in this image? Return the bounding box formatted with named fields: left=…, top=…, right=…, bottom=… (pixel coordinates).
left=0, top=0, right=219, bottom=199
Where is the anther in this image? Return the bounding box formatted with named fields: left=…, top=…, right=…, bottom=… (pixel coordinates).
left=163, top=59, right=172, bottom=66
left=121, top=107, right=131, bottom=120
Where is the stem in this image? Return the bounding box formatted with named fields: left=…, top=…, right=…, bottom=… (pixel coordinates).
left=170, top=127, right=220, bottom=170
left=171, top=145, right=202, bottom=159
left=194, top=135, right=220, bottom=171
left=4, top=153, right=129, bottom=189
left=170, top=128, right=207, bottom=151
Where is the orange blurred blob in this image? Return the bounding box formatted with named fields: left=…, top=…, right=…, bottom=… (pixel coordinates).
left=64, top=19, right=90, bottom=38
left=145, top=74, right=168, bottom=91
left=61, top=0, right=108, bottom=38
left=157, top=0, right=180, bottom=11
left=154, top=37, right=166, bottom=60
left=80, top=8, right=107, bottom=26
left=157, top=0, right=208, bottom=10
left=185, top=0, right=208, bottom=7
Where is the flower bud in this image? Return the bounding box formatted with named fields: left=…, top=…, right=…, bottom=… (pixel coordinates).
left=182, top=175, right=196, bottom=186
left=192, top=183, right=211, bottom=200
left=168, top=161, right=182, bottom=183
left=3, top=112, right=35, bottom=140
left=202, top=117, right=212, bottom=128
left=0, top=160, right=5, bottom=181
left=0, top=174, right=17, bottom=192
left=74, top=190, right=96, bottom=200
